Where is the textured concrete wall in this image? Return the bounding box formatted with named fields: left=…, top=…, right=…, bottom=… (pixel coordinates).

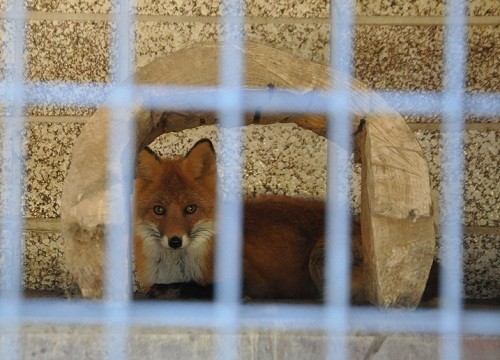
left=0, top=0, right=498, bottom=299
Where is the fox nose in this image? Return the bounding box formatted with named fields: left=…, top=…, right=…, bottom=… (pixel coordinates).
left=168, top=236, right=182, bottom=249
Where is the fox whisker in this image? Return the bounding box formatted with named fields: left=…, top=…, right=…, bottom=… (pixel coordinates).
left=189, top=221, right=215, bottom=245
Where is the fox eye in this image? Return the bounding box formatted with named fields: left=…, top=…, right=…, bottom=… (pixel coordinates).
left=184, top=204, right=197, bottom=214
left=153, top=205, right=166, bottom=215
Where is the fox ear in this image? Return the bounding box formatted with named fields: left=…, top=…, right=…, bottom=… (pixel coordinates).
left=184, top=139, right=216, bottom=180
left=136, top=147, right=161, bottom=180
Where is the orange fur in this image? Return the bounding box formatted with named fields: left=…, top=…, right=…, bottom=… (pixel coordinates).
left=134, top=139, right=364, bottom=300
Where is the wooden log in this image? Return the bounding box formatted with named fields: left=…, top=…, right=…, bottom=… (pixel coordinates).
left=61, top=42, right=435, bottom=306
left=357, top=117, right=435, bottom=307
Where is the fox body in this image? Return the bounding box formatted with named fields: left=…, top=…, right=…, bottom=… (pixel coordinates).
left=134, top=139, right=364, bottom=300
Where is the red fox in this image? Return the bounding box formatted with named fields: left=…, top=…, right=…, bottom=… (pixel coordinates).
left=134, top=139, right=365, bottom=301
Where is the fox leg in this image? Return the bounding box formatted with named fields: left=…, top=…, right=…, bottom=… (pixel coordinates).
left=350, top=219, right=366, bottom=304
left=308, top=238, right=325, bottom=298
left=350, top=264, right=365, bottom=304
left=308, top=235, right=366, bottom=303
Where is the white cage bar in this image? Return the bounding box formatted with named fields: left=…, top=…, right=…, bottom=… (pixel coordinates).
left=440, top=0, right=467, bottom=359
left=104, top=0, right=136, bottom=359
left=325, top=1, right=354, bottom=359
left=214, top=1, right=245, bottom=359
left=2, top=83, right=498, bottom=117
left=0, top=0, right=499, bottom=359
left=0, top=0, right=27, bottom=359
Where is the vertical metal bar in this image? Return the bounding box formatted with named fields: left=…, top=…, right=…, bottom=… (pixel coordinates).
left=105, top=0, right=135, bottom=359
left=326, top=1, right=354, bottom=359
left=441, top=0, right=466, bottom=359
left=0, top=1, right=27, bottom=359
left=215, top=0, right=245, bottom=359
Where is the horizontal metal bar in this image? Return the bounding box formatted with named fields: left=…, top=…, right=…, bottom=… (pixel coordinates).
left=0, top=82, right=498, bottom=117
left=6, top=116, right=499, bottom=131
left=3, top=300, right=498, bottom=336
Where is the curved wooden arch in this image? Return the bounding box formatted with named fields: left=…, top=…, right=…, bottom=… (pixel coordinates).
left=61, top=42, right=435, bottom=306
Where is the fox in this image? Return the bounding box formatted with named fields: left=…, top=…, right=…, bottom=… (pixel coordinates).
left=133, top=139, right=365, bottom=301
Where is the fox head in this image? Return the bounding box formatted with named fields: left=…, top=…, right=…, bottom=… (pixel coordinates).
left=134, top=139, right=216, bottom=252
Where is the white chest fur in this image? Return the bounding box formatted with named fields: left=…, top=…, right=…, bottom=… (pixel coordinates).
left=136, top=222, right=213, bottom=285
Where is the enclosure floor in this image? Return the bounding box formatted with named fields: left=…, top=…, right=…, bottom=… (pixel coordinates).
left=1, top=324, right=498, bottom=360
left=8, top=291, right=498, bottom=359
